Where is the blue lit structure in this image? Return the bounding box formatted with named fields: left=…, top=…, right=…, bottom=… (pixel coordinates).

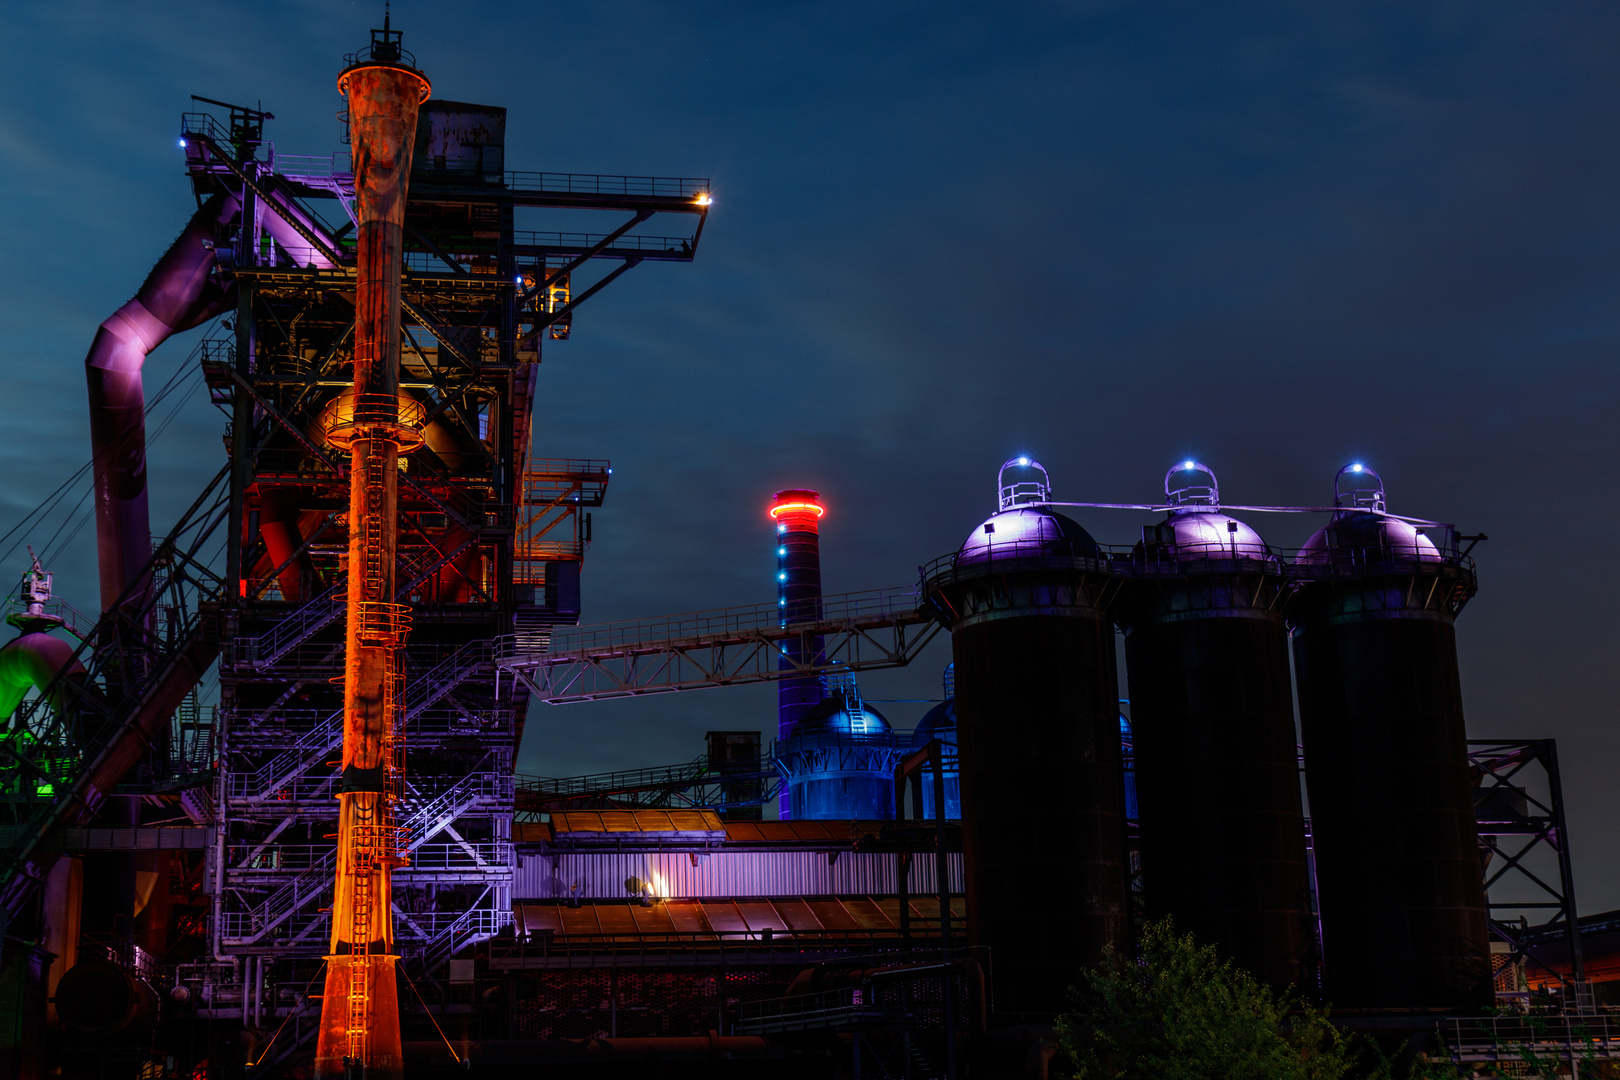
left=775, top=675, right=905, bottom=820
left=912, top=665, right=960, bottom=820
left=1119, top=712, right=1137, bottom=821
left=771, top=489, right=825, bottom=818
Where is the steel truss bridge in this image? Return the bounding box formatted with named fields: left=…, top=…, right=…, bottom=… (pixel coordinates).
left=496, top=586, right=943, bottom=703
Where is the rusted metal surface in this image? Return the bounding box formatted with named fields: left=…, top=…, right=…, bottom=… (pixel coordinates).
left=313, top=40, right=430, bottom=1080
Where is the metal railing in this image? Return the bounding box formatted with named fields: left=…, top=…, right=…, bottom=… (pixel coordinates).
left=227, top=842, right=510, bottom=874
left=503, top=172, right=709, bottom=200
left=737, top=986, right=905, bottom=1034
left=512, top=231, right=696, bottom=256
left=220, top=771, right=511, bottom=945
left=1442, top=1014, right=1620, bottom=1067
left=495, top=586, right=939, bottom=704
left=492, top=928, right=951, bottom=967
left=512, top=586, right=921, bottom=661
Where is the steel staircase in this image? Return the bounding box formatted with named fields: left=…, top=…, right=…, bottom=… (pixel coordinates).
left=228, top=637, right=500, bottom=803
left=235, top=581, right=345, bottom=671
left=220, top=768, right=510, bottom=947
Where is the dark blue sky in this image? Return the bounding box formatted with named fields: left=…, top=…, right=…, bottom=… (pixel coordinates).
left=2, top=2, right=1618, bottom=906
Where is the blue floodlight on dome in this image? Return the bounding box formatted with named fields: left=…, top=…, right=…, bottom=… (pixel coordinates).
left=1164, top=460, right=1219, bottom=511
left=1330, top=462, right=1387, bottom=515
left=996, top=456, right=1052, bottom=511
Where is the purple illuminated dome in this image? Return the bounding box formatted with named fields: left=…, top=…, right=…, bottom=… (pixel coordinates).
left=1296, top=463, right=1442, bottom=564
left=1140, top=460, right=1270, bottom=559
left=957, top=456, right=1100, bottom=563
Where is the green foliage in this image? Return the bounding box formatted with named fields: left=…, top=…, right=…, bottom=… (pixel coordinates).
left=1056, top=919, right=1381, bottom=1080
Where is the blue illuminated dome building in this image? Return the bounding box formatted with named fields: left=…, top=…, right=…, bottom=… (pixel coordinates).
left=775, top=675, right=905, bottom=820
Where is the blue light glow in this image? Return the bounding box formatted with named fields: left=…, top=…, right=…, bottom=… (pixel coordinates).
left=777, top=547, right=786, bottom=556
left=777, top=524, right=786, bottom=534
left=778, top=572, right=787, bottom=581
left=178, top=138, right=187, bottom=148
left=1351, top=463, right=1364, bottom=473
left=1182, top=460, right=1195, bottom=470
left=1017, top=456, right=1029, bottom=466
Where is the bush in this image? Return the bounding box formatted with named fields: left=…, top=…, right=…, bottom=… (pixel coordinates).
left=1056, top=919, right=1383, bottom=1080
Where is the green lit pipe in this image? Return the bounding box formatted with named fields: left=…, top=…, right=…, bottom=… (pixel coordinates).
left=0, top=633, right=85, bottom=723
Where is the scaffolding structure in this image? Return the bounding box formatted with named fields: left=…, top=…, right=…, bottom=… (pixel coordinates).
left=168, top=87, right=706, bottom=1033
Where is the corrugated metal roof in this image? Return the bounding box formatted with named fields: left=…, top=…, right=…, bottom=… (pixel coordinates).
left=547, top=809, right=727, bottom=838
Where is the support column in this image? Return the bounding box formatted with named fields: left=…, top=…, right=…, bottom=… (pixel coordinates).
left=313, top=21, right=429, bottom=1080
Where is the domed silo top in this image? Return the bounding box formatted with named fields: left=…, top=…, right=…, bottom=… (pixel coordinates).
left=784, top=688, right=893, bottom=744
left=1296, top=463, right=1442, bottom=565
left=913, top=697, right=956, bottom=746
left=1139, top=460, right=1270, bottom=559
left=957, top=457, right=1101, bottom=562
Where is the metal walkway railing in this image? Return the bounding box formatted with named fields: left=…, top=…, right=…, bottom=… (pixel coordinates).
left=497, top=586, right=941, bottom=703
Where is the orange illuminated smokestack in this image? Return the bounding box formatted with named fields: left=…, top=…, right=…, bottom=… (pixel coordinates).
left=314, top=16, right=429, bottom=1080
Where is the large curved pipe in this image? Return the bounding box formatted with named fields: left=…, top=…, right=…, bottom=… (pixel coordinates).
left=85, top=194, right=239, bottom=612
left=0, top=633, right=86, bottom=723
left=259, top=187, right=338, bottom=270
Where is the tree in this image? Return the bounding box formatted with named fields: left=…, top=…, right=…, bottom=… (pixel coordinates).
left=1056, top=919, right=1379, bottom=1080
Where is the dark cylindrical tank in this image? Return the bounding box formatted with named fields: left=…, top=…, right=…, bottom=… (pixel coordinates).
left=1110, top=462, right=1316, bottom=992
left=54, top=956, right=159, bottom=1039
left=1289, top=464, right=1490, bottom=1011
left=776, top=684, right=902, bottom=819
left=772, top=489, right=826, bottom=819
left=921, top=457, right=1126, bottom=1014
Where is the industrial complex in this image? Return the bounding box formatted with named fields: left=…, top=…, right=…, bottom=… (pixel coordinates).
left=0, top=15, right=1614, bottom=1080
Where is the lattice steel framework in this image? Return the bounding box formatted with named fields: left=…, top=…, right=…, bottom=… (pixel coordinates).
left=171, top=66, right=707, bottom=1042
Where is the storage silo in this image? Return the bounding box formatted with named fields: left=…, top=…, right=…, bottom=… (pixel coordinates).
left=1290, top=464, right=1491, bottom=1011
left=920, top=457, right=1126, bottom=1014
left=775, top=677, right=904, bottom=820
left=1111, top=462, right=1316, bottom=991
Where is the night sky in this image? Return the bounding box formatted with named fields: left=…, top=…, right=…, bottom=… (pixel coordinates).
left=2, top=3, right=1618, bottom=909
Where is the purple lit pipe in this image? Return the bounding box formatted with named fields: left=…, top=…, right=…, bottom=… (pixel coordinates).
left=0, top=633, right=85, bottom=719
left=84, top=194, right=238, bottom=612
left=258, top=189, right=338, bottom=269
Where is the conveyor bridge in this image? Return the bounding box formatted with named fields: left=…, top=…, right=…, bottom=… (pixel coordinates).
left=497, top=586, right=941, bottom=704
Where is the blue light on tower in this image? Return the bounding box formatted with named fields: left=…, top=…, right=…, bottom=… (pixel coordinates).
left=769, top=490, right=827, bottom=817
